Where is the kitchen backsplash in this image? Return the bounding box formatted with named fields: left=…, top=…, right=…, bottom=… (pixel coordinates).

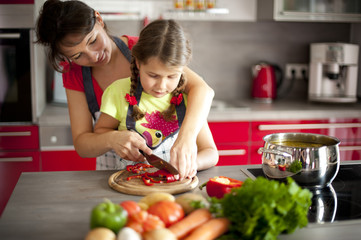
left=107, top=20, right=357, bottom=102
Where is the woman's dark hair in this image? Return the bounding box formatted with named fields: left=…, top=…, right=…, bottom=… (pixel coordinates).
left=35, top=0, right=105, bottom=72
left=129, top=19, right=192, bottom=121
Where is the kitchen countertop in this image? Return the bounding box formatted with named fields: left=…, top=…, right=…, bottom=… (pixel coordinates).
left=39, top=99, right=361, bottom=127
left=0, top=163, right=361, bottom=240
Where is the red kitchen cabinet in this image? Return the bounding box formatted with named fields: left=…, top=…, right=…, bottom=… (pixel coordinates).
left=209, top=121, right=249, bottom=165
left=41, top=150, right=96, bottom=171
left=250, top=119, right=361, bottom=163
left=0, top=125, right=40, bottom=217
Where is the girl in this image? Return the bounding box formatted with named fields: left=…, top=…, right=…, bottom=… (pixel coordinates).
left=94, top=19, right=218, bottom=179
left=35, top=0, right=215, bottom=178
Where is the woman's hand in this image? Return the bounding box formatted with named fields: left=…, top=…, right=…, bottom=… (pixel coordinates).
left=169, top=134, right=198, bottom=180
left=110, top=130, right=152, bottom=162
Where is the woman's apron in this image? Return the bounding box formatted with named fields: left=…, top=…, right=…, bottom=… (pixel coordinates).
left=82, top=36, right=186, bottom=170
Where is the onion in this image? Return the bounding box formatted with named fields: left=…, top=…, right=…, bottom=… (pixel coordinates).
left=85, top=228, right=116, bottom=240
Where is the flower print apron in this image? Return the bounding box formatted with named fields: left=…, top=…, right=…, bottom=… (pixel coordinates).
left=83, top=36, right=135, bottom=170
left=125, top=79, right=186, bottom=164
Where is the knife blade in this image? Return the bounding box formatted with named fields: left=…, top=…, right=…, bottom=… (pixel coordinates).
left=142, top=152, right=180, bottom=176
left=131, top=129, right=179, bottom=176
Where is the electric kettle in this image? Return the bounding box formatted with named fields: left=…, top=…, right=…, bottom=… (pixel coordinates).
left=251, top=62, right=283, bottom=102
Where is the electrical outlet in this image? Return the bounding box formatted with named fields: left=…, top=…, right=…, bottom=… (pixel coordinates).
left=285, top=64, right=309, bottom=80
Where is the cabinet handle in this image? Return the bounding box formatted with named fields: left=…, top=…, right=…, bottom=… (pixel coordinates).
left=258, top=123, right=361, bottom=131
left=0, top=131, right=32, bottom=137
left=339, top=146, right=361, bottom=151
left=218, top=149, right=246, bottom=156
left=0, top=157, right=33, bottom=162
left=0, top=33, right=21, bottom=39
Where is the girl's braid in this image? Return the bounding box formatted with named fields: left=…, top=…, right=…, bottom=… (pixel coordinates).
left=129, top=56, right=145, bottom=120
left=161, top=73, right=186, bottom=121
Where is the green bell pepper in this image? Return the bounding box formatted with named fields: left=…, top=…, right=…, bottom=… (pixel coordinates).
left=90, top=199, right=128, bottom=234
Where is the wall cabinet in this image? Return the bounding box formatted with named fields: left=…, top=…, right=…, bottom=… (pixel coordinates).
left=257, top=0, right=361, bottom=22
left=0, top=125, right=40, bottom=217
left=83, top=0, right=256, bottom=22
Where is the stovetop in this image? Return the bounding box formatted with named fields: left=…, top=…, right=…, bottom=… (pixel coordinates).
left=241, top=164, right=361, bottom=224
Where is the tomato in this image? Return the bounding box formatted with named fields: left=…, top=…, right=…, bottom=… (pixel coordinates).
left=126, top=210, right=165, bottom=234
left=142, top=213, right=165, bottom=232
left=147, top=200, right=184, bottom=227
left=120, top=200, right=141, bottom=217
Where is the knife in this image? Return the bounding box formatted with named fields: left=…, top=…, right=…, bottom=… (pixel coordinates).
left=141, top=151, right=180, bottom=176
left=131, top=129, right=180, bottom=176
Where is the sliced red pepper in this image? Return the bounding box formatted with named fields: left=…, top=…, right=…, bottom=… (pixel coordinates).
left=200, top=176, right=243, bottom=199
left=149, top=178, right=163, bottom=183
left=143, top=173, right=163, bottom=183
left=126, top=165, right=134, bottom=172
left=126, top=175, right=142, bottom=181
left=148, top=169, right=177, bottom=183
left=125, top=164, right=176, bottom=186
left=142, top=176, right=154, bottom=186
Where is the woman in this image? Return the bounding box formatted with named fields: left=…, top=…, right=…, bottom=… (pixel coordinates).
left=35, top=0, right=214, bottom=179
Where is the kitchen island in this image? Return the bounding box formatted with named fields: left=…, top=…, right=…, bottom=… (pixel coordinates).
left=0, top=164, right=361, bottom=240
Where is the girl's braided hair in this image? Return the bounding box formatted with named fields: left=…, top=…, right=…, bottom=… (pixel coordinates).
left=130, top=19, right=192, bottom=121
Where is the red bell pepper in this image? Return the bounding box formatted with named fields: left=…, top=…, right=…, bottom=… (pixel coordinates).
left=278, top=164, right=286, bottom=171
left=200, top=176, right=243, bottom=199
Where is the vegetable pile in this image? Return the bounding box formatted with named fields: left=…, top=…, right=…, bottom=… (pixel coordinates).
left=85, top=176, right=312, bottom=240
left=85, top=192, right=226, bottom=240
left=209, top=177, right=313, bottom=240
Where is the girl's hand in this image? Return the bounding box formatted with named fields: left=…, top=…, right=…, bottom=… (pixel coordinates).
left=110, top=130, right=152, bottom=162
left=169, top=135, right=198, bottom=180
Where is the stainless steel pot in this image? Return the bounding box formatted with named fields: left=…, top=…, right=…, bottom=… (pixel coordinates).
left=258, top=132, right=340, bottom=188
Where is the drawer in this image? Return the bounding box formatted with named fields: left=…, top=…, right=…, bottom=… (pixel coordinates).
left=250, top=144, right=263, bottom=165
left=339, top=145, right=361, bottom=161
left=0, top=150, right=40, bottom=216
left=216, top=144, right=248, bottom=166
left=209, top=121, right=249, bottom=143
left=0, top=125, right=39, bottom=150
left=39, top=126, right=73, bottom=147
left=41, top=150, right=96, bottom=171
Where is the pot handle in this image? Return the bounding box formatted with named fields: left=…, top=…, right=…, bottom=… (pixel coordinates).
left=258, top=148, right=293, bottom=161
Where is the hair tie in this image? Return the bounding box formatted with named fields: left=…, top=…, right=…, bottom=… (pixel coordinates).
left=125, top=93, right=137, bottom=105
left=170, top=93, right=183, bottom=106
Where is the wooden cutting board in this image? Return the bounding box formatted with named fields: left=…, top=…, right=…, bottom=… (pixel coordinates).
left=108, top=168, right=199, bottom=195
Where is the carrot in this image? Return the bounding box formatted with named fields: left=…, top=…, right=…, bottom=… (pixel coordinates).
left=183, top=218, right=230, bottom=240
left=168, top=208, right=212, bottom=239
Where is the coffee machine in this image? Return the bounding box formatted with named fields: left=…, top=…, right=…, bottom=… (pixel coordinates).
left=308, top=43, right=359, bottom=103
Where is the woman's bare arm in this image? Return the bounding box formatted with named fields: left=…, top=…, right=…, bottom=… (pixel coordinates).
left=66, top=89, right=151, bottom=160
